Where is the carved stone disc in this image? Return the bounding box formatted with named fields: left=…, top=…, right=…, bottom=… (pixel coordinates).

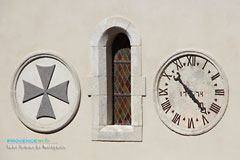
left=11, top=51, right=80, bottom=133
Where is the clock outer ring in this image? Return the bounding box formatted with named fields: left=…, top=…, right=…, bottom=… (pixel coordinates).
left=153, top=50, right=229, bottom=136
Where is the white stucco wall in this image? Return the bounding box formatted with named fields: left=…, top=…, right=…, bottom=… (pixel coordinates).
left=0, top=0, right=239, bottom=160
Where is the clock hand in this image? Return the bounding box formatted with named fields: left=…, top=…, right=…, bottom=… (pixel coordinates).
left=174, top=72, right=207, bottom=114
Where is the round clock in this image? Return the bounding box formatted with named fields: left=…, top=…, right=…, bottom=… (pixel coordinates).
left=154, top=50, right=229, bottom=135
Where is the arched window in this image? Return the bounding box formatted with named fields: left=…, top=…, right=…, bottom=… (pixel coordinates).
left=89, top=16, right=145, bottom=141
left=112, top=33, right=131, bottom=125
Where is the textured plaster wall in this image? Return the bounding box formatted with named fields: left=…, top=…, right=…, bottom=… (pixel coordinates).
left=0, top=0, right=239, bottom=160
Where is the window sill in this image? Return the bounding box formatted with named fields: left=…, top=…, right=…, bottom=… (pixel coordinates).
left=92, top=125, right=142, bottom=142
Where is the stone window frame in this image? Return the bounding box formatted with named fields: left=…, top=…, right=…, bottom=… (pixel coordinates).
left=88, top=16, right=145, bottom=141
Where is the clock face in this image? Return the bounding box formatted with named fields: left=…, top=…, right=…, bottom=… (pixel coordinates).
left=154, top=51, right=229, bottom=135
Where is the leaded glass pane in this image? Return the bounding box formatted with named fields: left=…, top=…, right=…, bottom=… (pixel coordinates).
left=113, top=63, right=131, bottom=94
left=114, top=48, right=131, bottom=62
left=114, top=96, right=131, bottom=124
left=113, top=48, right=131, bottom=125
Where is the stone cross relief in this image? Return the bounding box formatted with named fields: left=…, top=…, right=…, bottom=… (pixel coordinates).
left=22, top=65, right=69, bottom=119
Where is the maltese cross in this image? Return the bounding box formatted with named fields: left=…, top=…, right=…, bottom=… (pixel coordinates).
left=22, top=65, right=69, bottom=119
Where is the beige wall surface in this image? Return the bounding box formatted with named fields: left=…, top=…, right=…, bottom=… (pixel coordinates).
left=0, top=0, right=240, bottom=160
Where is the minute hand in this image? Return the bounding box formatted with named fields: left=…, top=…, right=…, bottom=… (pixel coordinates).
left=174, top=72, right=207, bottom=114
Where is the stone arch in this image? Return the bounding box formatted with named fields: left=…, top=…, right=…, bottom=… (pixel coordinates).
left=89, top=16, right=145, bottom=141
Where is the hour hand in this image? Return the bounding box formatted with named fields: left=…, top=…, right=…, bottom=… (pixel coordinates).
left=174, top=72, right=207, bottom=115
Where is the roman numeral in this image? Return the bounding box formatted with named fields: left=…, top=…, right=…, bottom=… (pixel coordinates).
left=202, top=60, right=208, bottom=70
left=211, top=73, right=220, bottom=81
left=172, top=113, right=181, bottom=125
left=158, top=88, right=168, bottom=96
left=187, top=55, right=196, bottom=66
left=161, top=100, right=172, bottom=114
left=210, top=103, right=221, bottom=114
left=188, top=118, right=195, bottom=129
left=162, top=71, right=172, bottom=80
left=215, top=89, right=225, bottom=96
left=202, top=115, right=209, bottom=125
left=173, top=58, right=183, bottom=70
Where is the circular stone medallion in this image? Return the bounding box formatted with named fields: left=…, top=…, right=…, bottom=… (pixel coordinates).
left=154, top=50, right=229, bottom=136
left=11, top=51, right=80, bottom=133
